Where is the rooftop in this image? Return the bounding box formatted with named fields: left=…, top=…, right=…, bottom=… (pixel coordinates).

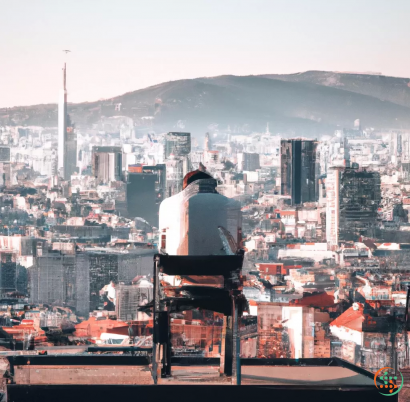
left=330, top=303, right=364, bottom=332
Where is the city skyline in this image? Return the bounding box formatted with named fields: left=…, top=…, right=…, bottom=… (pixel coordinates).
left=1, top=0, right=410, bottom=108
left=2, top=2, right=410, bottom=398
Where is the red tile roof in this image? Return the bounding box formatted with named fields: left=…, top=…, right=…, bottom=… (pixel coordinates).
left=74, top=317, right=127, bottom=338
left=330, top=303, right=364, bottom=332
left=291, top=291, right=336, bottom=307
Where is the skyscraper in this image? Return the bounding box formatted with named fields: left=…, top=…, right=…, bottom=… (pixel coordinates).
left=75, top=249, right=155, bottom=315
left=204, top=132, right=211, bottom=152
left=58, top=63, right=77, bottom=181
left=237, top=152, right=260, bottom=172
left=164, top=132, right=191, bottom=159
left=339, top=168, right=381, bottom=241
left=0, top=251, right=17, bottom=295
left=281, top=139, right=318, bottom=205
left=0, top=146, right=11, bottom=188
left=326, top=167, right=340, bottom=249
left=127, top=169, right=158, bottom=227
left=92, top=146, right=123, bottom=184
left=164, top=132, right=191, bottom=197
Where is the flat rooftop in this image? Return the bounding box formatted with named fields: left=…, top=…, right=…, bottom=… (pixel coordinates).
left=158, top=364, right=375, bottom=386
left=5, top=356, right=395, bottom=402
left=241, top=366, right=374, bottom=385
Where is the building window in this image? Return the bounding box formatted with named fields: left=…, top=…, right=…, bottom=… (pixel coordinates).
left=161, top=232, right=166, bottom=250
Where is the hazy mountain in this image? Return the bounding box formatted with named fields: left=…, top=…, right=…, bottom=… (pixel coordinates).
left=260, top=71, right=410, bottom=109
left=2, top=73, right=410, bottom=136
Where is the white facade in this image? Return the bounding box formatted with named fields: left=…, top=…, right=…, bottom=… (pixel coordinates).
left=278, top=249, right=334, bottom=262
left=244, top=171, right=259, bottom=183
left=329, top=325, right=362, bottom=346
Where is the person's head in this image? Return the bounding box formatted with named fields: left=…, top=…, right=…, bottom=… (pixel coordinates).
left=110, top=280, right=116, bottom=287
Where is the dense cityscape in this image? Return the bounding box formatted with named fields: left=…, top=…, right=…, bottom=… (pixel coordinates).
left=0, top=61, right=409, bottom=399
left=2, top=1, right=410, bottom=399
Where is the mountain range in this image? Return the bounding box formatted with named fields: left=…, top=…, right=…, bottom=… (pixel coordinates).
left=2, top=71, right=410, bottom=136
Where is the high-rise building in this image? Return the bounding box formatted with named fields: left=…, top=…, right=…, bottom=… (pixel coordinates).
left=204, top=132, right=212, bottom=152
left=92, top=146, right=122, bottom=184
left=339, top=168, right=381, bottom=241
left=325, top=168, right=340, bottom=249
left=66, top=119, right=77, bottom=178
left=30, top=253, right=74, bottom=305
left=402, top=133, right=410, bottom=162
left=58, top=63, right=77, bottom=181
left=164, top=132, right=191, bottom=159
left=237, top=152, right=260, bottom=172
left=390, top=132, right=401, bottom=164
left=165, top=159, right=185, bottom=197
left=0, top=146, right=11, bottom=188
left=325, top=166, right=381, bottom=245
left=75, top=249, right=155, bottom=315
left=57, top=64, right=67, bottom=179
left=116, top=279, right=153, bottom=321
left=0, top=252, right=17, bottom=295
left=143, top=164, right=166, bottom=204
left=163, top=132, right=192, bottom=197
left=127, top=170, right=158, bottom=226
left=401, top=133, right=410, bottom=181
left=281, top=139, right=318, bottom=205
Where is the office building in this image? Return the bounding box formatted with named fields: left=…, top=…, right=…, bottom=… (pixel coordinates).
left=237, top=152, right=260, bottom=172
left=281, top=139, right=318, bottom=205
left=30, top=253, right=75, bottom=306
left=165, top=158, right=189, bottom=197
left=116, top=278, right=153, bottom=321
left=0, top=252, right=17, bottom=295
left=0, top=147, right=11, bottom=187
left=339, top=168, right=381, bottom=241
left=92, top=146, right=123, bottom=183
left=75, top=249, right=156, bottom=315
left=204, top=132, right=212, bottom=152
left=164, top=132, right=191, bottom=159
left=163, top=133, right=191, bottom=197
left=142, top=164, right=166, bottom=204
left=325, top=167, right=340, bottom=249
left=127, top=170, right=158, bottom=227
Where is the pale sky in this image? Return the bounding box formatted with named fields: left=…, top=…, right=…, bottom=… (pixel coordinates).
left=1, top=0, right=410, bottom=108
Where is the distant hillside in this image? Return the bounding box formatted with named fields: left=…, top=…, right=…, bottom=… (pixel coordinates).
left=2, top=73, right=410, bottom=136
left=260, top=71, right=410, bottom=109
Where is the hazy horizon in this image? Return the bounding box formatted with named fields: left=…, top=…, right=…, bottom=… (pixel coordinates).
left=2, top=0, right=410, bottom=108
left=5, top=69, right=410, bottom=109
